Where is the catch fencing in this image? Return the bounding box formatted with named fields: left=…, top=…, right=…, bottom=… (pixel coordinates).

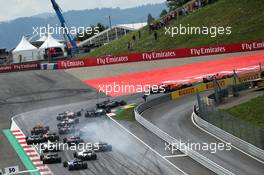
left=197, top=90, right=264, bottom=150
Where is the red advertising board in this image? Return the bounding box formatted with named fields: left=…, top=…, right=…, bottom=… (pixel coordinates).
left=57, top=40, right=264, bottom=70
left=0, top=63, right=40, bottom=73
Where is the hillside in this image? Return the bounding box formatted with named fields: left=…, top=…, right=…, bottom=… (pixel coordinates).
left=85, top=0, right=264, bottom=57
left=0, top=3, right=166, bottom=49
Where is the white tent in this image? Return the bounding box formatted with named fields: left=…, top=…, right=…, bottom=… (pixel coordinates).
left=39, top=35, right=64, bottom=49
left=37, top=35, right=48, bottom=42
left=39, top=35, right=66, bottom=59
left=12, top=36, right=39, bottom=63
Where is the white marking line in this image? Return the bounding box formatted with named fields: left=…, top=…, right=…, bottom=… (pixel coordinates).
left=191, top=114, right=264, bottom=164
left=163, top=154, right=188, bottom=158
left=15, top=135, right=25, bottom=139
left=7, top=169, right=38, bottom=175
left=30, top=156, right=41, bottom=160
left=33, top=162, right=43, bottom=165
left=106, top=115, right=188, bottom=175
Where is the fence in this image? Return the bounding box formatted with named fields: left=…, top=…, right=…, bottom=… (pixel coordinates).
left=197, top=91, right=264, bottom=149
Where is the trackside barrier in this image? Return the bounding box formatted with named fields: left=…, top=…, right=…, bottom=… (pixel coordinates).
left=134, top=95, right=235, bottom=175
left=171, top=72, right=262, bottom=100
left=57, top=40, right=264, bottom=69
left=0, top=63, right=41, bottom=73
left=193, top=106, right=264, bottom=161
left=1, top=40, right=264, bottom=73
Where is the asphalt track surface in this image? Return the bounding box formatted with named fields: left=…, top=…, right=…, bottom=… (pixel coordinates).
left=0, top=70, right=110, bottom=173
left=0, top=69, right=214, bottom=175
left=141, top=93, right=264, bottom=175
left=13, top=100, right=182, bottom=175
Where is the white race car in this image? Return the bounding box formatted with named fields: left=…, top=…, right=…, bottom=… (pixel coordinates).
left=73, top=150, right=97, bottom=161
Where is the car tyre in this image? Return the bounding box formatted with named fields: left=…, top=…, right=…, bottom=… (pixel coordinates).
left=73, top=152, right=77, bottom=158
left=63, top=161, right=67, bottom=167
left=40, top=154, right=44, bottom=161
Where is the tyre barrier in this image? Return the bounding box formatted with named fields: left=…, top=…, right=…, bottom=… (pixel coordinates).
left=192, top=106, right=264, bottom=161
left=134, top=95, right=235, bottom=175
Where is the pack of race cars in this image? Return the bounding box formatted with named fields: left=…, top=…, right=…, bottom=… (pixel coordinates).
left=25, top=99, right=127, bottom=171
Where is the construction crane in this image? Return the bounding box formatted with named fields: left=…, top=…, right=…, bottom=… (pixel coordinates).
left=50, top=0, right=78, bottom=54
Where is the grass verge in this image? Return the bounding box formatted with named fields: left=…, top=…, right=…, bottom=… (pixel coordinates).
left=224, top=95, right=264, bottom=128
left=114, top=106, right=136, bottom=121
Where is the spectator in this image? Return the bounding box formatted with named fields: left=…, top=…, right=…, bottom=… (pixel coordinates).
left=127, top=41, right=131, bottom=50
left=138, top=30, right=141, bottom=39
left=154, top=32, right=158, bottom=41
left=132, top=35, right=136, bottom=41
left=198, top=0, right=202, bottom=7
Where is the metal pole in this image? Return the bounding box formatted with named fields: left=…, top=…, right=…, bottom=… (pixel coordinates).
left=213, top=77, right=220, bottom=105
left=108, top=16, right=112, bottom=29
left=196, top=91, right=202, bottom=117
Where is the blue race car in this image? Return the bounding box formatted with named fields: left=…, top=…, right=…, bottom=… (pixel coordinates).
left=63, top=159, right=88, bottom=171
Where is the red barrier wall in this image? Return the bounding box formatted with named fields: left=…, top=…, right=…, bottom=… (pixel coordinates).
left=0, top=63, right=40, bottom=73
left=57, top=40, right=264, bottom=69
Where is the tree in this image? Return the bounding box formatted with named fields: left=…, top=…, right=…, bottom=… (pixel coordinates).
left=147, top=13, right=155, bottom=25
left=160, top=9, right=168, bottom=17
left=96, top=22, right=107, bottom=32
left=166, top=0, right=191, bottom=11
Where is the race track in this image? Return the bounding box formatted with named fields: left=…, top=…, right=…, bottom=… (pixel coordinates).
left=141, top=93, right=264, bottom=175
left=1, top=50, right=263, bottom=174
left=13, top=100, right=183, bottom=175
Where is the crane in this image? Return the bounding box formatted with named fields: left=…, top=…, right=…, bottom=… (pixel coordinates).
left=50, top=0, right=78, bottom=54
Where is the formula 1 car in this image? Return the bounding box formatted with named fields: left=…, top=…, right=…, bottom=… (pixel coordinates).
left=43, top=132, right=60, bottom=142
left=56, top=111, right=81, bottom=121
left=96, top=100, right=127, bottom=111
left=73, top=150, right=97, bottom=161
left=40, top=153, right=61, bottom=164
left=26, top=135, right=46, bottom=145
left=163, top=83, right=193, bottom=93
left=202, top=75, right=216, bottom=83
left=202, top=73, right=233, bottom=83
left=57, top=118, right=79, bottom=128
left=93, top=142, right=112, bottom=152
left=41, top=142, right=60, bottom=153
left=58, top=125, right=79, bottom=135
left=85, top=108, right=106, bottom=118
left=63, top=159, right=88, bottom=171
left=63, top=136, right=84, bottom=145
left=31, top=125, right=49, bottom=135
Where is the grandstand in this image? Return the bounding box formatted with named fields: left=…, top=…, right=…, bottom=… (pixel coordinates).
left=78, top=23, right=147, bottom=51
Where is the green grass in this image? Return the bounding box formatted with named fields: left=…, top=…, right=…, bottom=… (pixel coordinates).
left=224, top=95, right=264, bottom=128
left=3, top=130, right=40, bottom=175
left=83, top=0, right=264, bottom=58
left=114, top=106, right=135, bottom=121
